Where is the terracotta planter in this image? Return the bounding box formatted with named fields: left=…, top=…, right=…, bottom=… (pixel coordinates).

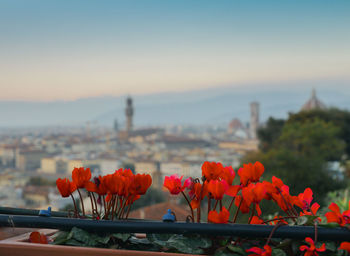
left=0, top=229, right=202, bottom=256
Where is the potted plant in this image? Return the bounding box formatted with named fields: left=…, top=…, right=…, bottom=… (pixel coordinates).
left=0, top=162, right=349, bottom=256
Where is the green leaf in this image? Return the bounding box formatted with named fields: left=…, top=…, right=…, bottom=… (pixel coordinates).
left=227, top=245, right=246, bottom=255
left=52, top=231, right=69, bottom=245
left=111, top=233, right=131, bottom=242
left=272, top=248, right=287, bottom=256
left=66, top=227, right=103, bottom=247
left=303, top=215, right=320, bottom=225
left=296, top=216, right=308, bottom=225
left=166, top=235, right=205, bottom=254
left=95, top=235, right=111, bottom=245
left=325, top=242, right=337, bottom=252
left=127, top=237, right=160, bottom=252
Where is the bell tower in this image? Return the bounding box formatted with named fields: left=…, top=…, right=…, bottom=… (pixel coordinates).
left=250, top=102, right=259, bottom=139
left=125, top=96, right=134, bottom=132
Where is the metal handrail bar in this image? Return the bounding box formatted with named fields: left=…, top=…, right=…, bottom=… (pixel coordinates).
left=0, top=214, right=348, bottom=241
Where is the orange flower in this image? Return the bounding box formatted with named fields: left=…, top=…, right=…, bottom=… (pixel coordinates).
left=246, top=245, right=272, bottom=256
left=325, top=201, right=350, bottom=226
left=201, top=161, right=224, bottom=181
left=238, top=161, right=264, bottom=186
left=339, top=242, right=350, bottom=253
left=208, top=207, right=229, bottom=223
left=72, top=167, right=91, bottom=188
left=163, top=174, right=191, bottom=195
left=29, top=231, right=49, bottom=244
left=207, top=179, right=228, bottom=200
left=56, top=178, right=76, bottom=197
left=299, top=237, right=326, bottom=256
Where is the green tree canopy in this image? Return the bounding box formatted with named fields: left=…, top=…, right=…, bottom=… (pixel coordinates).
left=244, top=118, right=346, bottom=204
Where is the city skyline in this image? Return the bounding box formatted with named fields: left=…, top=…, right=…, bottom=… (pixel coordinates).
left=0, top=0, right=349, bottom=101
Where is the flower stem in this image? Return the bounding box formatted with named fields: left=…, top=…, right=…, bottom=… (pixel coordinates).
left=88, top=192, right=95, bottom=218
left=228, top=197, right=235, bottom=211
left=248, top=204, right=256, bottom=224
left=70, top=194, right=79, bottom=218
left=181, top=190, right=194, bottom=222
left=77, top=189, right=85, bottom=217
left=232, top=197, right=242, bottom=223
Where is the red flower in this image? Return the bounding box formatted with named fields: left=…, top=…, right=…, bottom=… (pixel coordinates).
left=72, top=167, right=91, bottom=188
left=269, top=215, right=288, bottom=225
left=339, top=242, right=350, bottom=253
left=105, top=173, right=126, bottom=196
left=246, top=245, right=272, bottom=256
left=85, top=176, right=108, bottom=196
left=29, top=231, right=49, bottom=244
left=130, top=174, right=152, bottom=195
left=189, top=182, right=208, bottom=209
left=220, top=166, right=235, bottom=185
left=163, top=174, right=191, bottom=195
left=207, top=179, right=228, bottom=200
left=271, top=176, right=284, bottom=189
left=225, top=184, right=241, bottom=197
left=325, top=201, right=350, bottom=227
left=202, top=161, right=224, bottom=181
left=299, top=237, right=326, bottom=256
left=297, top=188, right=314, bottom=210
left=242, top=183, right=266, bottom=206
left=234, top=195, right=250, bottom=214
left=300, top=203, right=321, bottom=222
left=271, top=185, right=297, bottom=213
left=250, top=216, right=265, bottom=225
left=208, top=207, right=229, bottom=224
left=56, top=178, right=76, bottom=197
left=238, top=162, right=264, bottom=186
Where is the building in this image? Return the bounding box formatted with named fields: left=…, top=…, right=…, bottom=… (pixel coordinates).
left=15, top=149, right=47, bottom=171
left=40, top=157, right=67, bottom=174
left=125, top=96, right=134, bottom=132
left=301, top=89, right=327, bottom=111
left=249, top=102, right=259, bottom=139
left=227, top=118, right=248, bottom=139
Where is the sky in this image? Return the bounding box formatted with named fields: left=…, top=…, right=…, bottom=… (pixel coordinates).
left=0, top=0, right=349, bottom=101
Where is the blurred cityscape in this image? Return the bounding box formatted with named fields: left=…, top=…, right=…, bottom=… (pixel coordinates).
left=1, top=88, right=344, bottom=212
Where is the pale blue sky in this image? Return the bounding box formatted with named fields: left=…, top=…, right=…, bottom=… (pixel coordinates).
left=0, top=0, right=349, bottom=101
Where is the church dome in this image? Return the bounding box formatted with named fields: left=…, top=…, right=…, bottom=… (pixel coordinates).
left=301, top=89, right=327, bottom=111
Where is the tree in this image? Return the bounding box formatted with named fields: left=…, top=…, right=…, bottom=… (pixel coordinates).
left=288, top=108, right=350, bottom=157
left=257, top=117, right=285, bottom=151
left=243, top=118, right=346, bottom=204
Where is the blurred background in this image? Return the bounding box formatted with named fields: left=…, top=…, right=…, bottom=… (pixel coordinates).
left=0, top=0, right=349, bottom=219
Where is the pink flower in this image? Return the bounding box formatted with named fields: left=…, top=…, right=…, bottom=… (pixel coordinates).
left=163, top=174, right=191, bottom=195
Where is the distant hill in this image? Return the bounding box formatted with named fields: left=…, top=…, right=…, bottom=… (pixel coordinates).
left=0, top=79, right=349, bottom=128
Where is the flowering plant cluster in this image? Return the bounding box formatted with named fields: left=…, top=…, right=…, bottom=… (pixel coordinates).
left=56, top=167, right=152, bottom=220
left=163, top=161, right=350, bottom=256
